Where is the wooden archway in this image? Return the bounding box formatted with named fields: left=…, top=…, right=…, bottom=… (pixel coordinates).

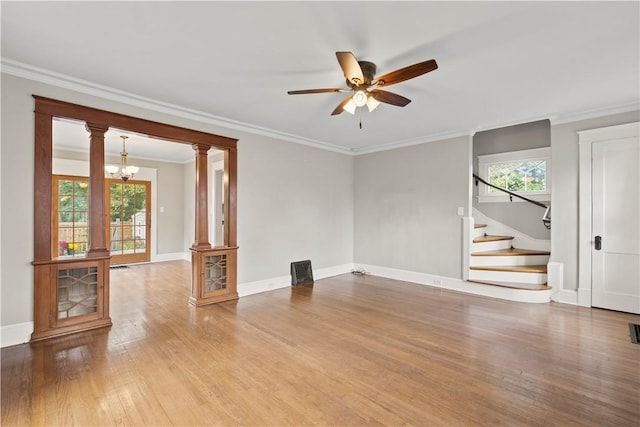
left=31, top=96, right=238, bottom=341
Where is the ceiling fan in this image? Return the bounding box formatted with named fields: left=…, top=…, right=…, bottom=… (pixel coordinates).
left=288, top=51, right=438, bottom=116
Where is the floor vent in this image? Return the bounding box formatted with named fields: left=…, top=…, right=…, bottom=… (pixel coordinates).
left=110, top=265, right=129, bottom=270
left=291, top=260, right=313, bottom=286
left=630, top=323, right=640, bottom=344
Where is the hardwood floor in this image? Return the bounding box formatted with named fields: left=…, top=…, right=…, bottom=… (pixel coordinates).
left=2, top=260, right=639, bottom=426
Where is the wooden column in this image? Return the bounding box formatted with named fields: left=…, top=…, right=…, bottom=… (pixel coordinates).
left=33, top=110, right=53, bottom=261
left=192, top=143, right=211, bottom=250
left=226, top=147, right=237, bottom=247
left=85, top=123, right=110, bottom=258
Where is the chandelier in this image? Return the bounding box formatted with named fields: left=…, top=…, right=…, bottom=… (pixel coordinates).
left=105, top=135, right=139, bottom=182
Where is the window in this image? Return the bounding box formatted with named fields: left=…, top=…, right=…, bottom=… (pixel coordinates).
left=477, top=147, right=551, bottom=203
left=53, top=175, right=89, bottom=257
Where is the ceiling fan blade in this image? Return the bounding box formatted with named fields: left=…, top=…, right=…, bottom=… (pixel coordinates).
left=288, top=88, right=347, bottom=95
left=336, top=52, right=364, bottom=86
left=331, top=95, right=353, bottom=116
left=374, top=59, right=438, bottom=87
left=369, top=89, right=411, bottom=107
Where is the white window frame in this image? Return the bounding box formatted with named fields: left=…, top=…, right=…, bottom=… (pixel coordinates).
left=477, top=147, right=551, bottom=203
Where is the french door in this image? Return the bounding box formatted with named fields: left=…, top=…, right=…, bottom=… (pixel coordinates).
left=107, top=179, right=151, bottom=265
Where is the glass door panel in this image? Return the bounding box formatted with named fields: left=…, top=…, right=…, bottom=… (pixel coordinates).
left=108, top=179, right=150, bottom=264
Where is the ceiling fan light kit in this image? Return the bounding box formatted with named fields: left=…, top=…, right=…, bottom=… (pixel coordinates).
left=288, top=51, right=438, bottom=117
left=352, top=90, right=368, bottom=107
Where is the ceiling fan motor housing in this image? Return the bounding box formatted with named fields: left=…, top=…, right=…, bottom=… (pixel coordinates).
left=347, top=61, right=376, bottom=88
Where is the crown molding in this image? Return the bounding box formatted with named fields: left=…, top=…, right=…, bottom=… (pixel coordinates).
left=3, top=58, right=638, bottom=157
left=1, top=58, right=352, bottom=155
left=550, top=101, right=640, bottom=125
left=353, top=128, right=475, bottom=155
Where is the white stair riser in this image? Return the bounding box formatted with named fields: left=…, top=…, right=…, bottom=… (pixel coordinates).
left=469, top=255, right=549, bottom=267
left=473, top=227, right=487, bottom=239
left=469, top=269, right=547, bottom=284
left=472, top=240, right=512, bottom=252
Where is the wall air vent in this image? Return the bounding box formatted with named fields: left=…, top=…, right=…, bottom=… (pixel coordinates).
left=291, top=260, right=313, bottom=286
left=630, top=323, right=640, bottom=344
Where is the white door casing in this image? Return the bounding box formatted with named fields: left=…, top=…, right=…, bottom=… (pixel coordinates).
left=578, top=122, right=640, bottom=314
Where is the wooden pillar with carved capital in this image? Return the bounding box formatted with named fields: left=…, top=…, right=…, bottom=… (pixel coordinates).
left=192, top=143, right=211, bottom=250
left=85, top=123, right=110, bottom=258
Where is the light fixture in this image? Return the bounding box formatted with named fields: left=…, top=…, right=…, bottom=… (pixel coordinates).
left=343, top=90, right=380, bottom=114
left=366, top=96, right=380, bottom=112
left=106, top=135, right=139, bottom=182
left=352, top=90, right=368, bottom=107
left=343, top=99, right=357, bottom=114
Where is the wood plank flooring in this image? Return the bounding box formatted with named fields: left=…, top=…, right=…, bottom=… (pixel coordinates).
left=2, top=260, right=639, bottom=426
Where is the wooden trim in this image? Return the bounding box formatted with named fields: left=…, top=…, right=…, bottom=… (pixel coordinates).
left=191, top=143, right=211, bottom=249
left=31, top=258, right=112, bottom=341
left=30, top=318, right=113, bottom=342
left=226, top=147, right=238, bottom=247
left=189, top=247, right=238, bottom=306
left=470, top=265, right=547, bottom=273
left=33, top=95, right=237, bottom=149
left=34, top=110, right=53, bottom=262
left=33, top=95, right=239, bottom=341
left=85, top=123, right=110, bottom=257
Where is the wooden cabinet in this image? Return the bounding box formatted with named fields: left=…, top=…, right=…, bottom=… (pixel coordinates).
left=31, top=257, right=111, bottom=342
left=189, top=247, right=238, bottom=306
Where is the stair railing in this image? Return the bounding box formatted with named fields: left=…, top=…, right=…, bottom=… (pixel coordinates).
left=473, top=173, right=551, bottom=229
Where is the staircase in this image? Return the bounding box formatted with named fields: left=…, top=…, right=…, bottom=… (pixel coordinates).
left=468, top=224, right=550, bottom=291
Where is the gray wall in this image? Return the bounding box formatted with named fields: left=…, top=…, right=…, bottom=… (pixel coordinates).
left=550, top=110, right=640, bottom=292
left=473, top=120, right=551, bottom=239
left=2, top=70, right=638, bottom=334
left=0, top=73, right=354, bottom=329
left=183, top=159, right=195, bottom=253
left=237, top=135, right=354, bottom=283
left=354, top=136, right=472, bottom=279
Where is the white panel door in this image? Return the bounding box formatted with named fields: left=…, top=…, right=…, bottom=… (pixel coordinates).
left=591, top=136, right=640, bottom=314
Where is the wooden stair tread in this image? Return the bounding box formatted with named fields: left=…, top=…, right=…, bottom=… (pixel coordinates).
left=470, top=265, right=548, bottom=273
left=471, top=248, right=551, bottom=256
left=474, top=224, right=487, bottom=229
left=473, top=235, right=514, bottom=243
left=467, top=279, right=550, bottom=291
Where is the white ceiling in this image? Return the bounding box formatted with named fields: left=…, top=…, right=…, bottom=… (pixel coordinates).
left=2, top=1, right=639, bottom=158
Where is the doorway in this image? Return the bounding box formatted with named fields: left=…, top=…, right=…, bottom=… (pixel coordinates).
left=578, top=122, right=640, bottom=314
left=107, top=179, right=151, bottom=264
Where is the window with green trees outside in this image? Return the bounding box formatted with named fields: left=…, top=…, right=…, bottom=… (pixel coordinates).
left=54, top=176, right=89, bottom=257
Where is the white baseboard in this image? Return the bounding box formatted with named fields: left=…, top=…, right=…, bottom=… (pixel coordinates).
left=152, top=252, right=189, bottom=262
left=238, top=274, right=291, bottom=297
left=238, top=263, right=354, bottom=297
left=1, top=322, right=33, bottom=348
left=578, top=287, right=591, bottom=307
left=551, top=289, right=578, bottom=305
left=354, top=264, right=551, bottom=303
